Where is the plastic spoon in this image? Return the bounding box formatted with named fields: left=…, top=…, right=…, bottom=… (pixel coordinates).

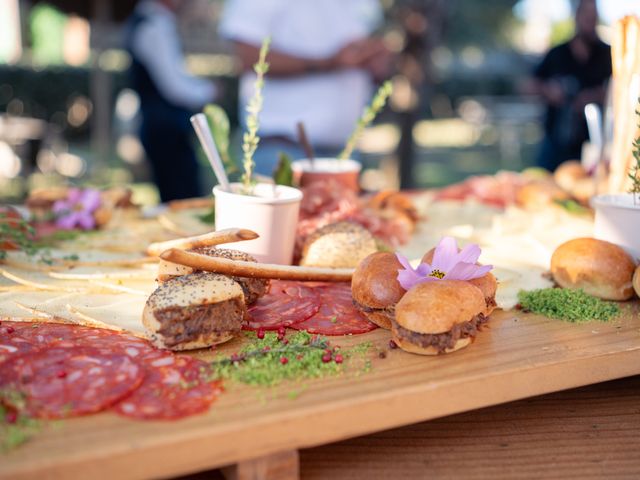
left=190, top=113, right=232, bottom=192
left=584, top=103, right=603, bottom=173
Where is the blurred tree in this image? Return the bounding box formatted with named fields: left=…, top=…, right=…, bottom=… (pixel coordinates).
left=30, top=4, right=67, bottom=65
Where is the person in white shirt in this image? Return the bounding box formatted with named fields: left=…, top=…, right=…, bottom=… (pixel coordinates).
left=220, top=0, right=392, bottom=175
left=125, top=0, right=218, bottom=201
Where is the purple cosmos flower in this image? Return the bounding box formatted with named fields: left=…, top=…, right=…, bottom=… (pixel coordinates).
left=396, top=236, right=493, bottom=291
left=52, top=188, right=101, bottom=230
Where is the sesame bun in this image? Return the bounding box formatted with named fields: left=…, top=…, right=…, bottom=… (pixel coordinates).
left=143, top=272, right=246, bottom=351
left=551, top=238, right=636, bottom=301
left=633, top=265, right=640, bottom=298
left=300, top=221, right=378, bottom=269
left=553, top=160, right=588, bottom=192
left=158, top=247, right=268, bottom=305
left=351, top=252, right=406, bottom=329
left=395, top=280, right=485, bottom=334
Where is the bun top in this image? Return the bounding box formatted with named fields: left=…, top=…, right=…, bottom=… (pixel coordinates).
left=551, top=237, right=636, bottom=300
left=351, top=251, right=406, bottom=308
left=301, top=221, right=378, bottom=268
left=553, top=160, right=588, bottom=191
left=192, top=247, right=257, bottom=263
left=147, top=272, right=243, bottom=310
left=395, top=280, right=485, bottom=334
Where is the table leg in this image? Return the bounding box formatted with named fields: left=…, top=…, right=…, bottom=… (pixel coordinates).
left=222, top=450, right=299, bottom=480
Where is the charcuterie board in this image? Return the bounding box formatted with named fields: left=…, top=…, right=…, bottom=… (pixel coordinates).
left=2, top=302, right=639, bottom=480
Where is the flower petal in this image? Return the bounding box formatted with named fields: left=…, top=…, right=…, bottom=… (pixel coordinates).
left=77, top=212, right=96, bottom=230
left=80, top=189, right=102, bottom=212
left=431, top=236, right=459, bottom=271
left=67, top=188, right=82, bottom=203
left=395, top=252, right=414, bottom=271
left=397, top=268, right=424, bottom=291
left=52, top=200, right=70, bottom=214
left=416, top=262, right=432, bottom=276
left=456, top=243, right=481, bottom=264
left=56, top=212, right=80, bottom=230
left=443, top=262, right=493, bottom=281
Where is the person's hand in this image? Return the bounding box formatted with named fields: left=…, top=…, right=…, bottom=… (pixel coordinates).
left=332, top=38, right=372, bottom=69
left=543, top=81, right=565, bottom=107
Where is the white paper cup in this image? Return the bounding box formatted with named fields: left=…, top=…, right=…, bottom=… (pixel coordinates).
left=292, top=158, right=362, bottom=192
left=213, top=183, right=303, bottom=264
left=591, top=194, right=640, bottom=260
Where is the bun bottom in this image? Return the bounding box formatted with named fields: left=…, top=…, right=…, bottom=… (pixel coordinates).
left=149, top=331, right=236, bottom=351
left=362, top=309, right=393, bottom=330
left=391, top=334, right=471, bottom=355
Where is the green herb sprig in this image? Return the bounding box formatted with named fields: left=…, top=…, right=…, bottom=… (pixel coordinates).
left=628, top=99, right=640, bottom=205
left=241, top=37, right=271, bottom=194
left=0, top=393, right=42, bottom=452
left=339, top=80, right=393, bottom=160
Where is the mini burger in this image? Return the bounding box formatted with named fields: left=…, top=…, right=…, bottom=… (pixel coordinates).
left=351, top=252, right=407, bottom=329
left=422, top=248, right=497, bottom=316
left=392, top=280, right=487, bottom=355
left=158, top=247, right=268, bottom=305
left=143, top=272, right=246, bottom=351
left=300, top=221, right=378, bottom=269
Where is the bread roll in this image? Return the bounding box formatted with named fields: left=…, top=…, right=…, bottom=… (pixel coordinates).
left=300, top=221, right=378, bottom=269
left=633, top=265, right=640, bottom=298
left=550, top=238, right=636, bottom=301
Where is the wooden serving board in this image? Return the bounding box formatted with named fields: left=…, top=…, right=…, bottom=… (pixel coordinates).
left=2, top=304, right=640, bottom=480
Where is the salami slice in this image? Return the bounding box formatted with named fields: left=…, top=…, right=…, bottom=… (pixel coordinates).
left=0, top=346, right=144, bottom=419
left=0, top=323, right=41, bottom=363
left=244, top=280, right=320, bottom=331
left=292, top=283, right=378, bottom=336
left=113, top=351, right=222, bottom=420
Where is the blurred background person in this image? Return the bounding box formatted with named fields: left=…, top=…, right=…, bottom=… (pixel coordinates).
left=526, top=0, right=611, bottom=172
left=125, top=0, right=219, bottom=201
left=219, top=0, right=394, bottom=175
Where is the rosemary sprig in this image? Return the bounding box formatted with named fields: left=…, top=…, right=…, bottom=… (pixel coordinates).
left=339, top=80, right=393, bottom=160
left=628, top=100, right=640, bottom=205
left=241, top=37, right=271, bottom=194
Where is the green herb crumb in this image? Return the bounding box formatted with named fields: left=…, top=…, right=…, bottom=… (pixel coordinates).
left=212, top=331, right=372, bottom=387
left=517, top=288, right=620, bottom=323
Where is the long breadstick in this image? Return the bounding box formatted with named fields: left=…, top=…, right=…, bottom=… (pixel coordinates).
left=160, top=248, right=354, bottom=282
left=147, top=228, right=258, bottom=257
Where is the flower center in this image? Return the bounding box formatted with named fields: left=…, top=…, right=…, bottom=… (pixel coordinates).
left=429, top=269, right=445, bottom=279
left=73, top=203, right=84, bottom=212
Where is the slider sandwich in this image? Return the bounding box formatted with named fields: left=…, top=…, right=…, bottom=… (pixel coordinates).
left=392, top=280, right=487, bottom=355
left=351, top=252, right=407, bottom=329
left=143, top=272, right=246, bottom=350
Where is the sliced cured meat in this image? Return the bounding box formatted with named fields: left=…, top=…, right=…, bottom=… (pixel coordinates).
left=292, top=283, right=378, bottom=336
left=244, top=280, right=320, bottom=331
left=0, top=346, right=144, bottom=419
left=114, top=351, right=222, bottom=420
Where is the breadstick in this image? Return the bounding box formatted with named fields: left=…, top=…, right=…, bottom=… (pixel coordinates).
left=160, top=248, right=354, bottom=282
left=167, top=197, right=215, bottom=211
left=147, top=228, right=258, bottom=256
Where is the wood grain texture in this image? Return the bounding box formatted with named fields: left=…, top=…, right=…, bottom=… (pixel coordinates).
left=300, top=376, right=640, bottom=479
left=221, top=450, right=299, bottom=480
left=1, top=303, right=640, bottom=480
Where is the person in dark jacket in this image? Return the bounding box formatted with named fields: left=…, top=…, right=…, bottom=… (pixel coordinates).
left=125, top=0, right=218, bottom=201
left=528, top=0, right=611, bottom=172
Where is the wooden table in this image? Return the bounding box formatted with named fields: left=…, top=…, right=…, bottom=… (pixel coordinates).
left=2, top=305, right=640, bottom=480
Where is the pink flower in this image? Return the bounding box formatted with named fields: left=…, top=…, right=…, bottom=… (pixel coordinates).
left=396, top=237, right=493, bottom=290
left=52, top=188, right=101, bottom=230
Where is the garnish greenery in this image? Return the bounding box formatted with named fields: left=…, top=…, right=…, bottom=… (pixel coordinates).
left=339, top=80, right=393, bottom=160
left=212, top=331, right=372, bottom=387
left=241, top=37, right=271, bottom=194
left=0, top=214, right=81, bottom=264
left=0, top=392, right=42, bottom=452
left=203, top=104, right=237, bottom=175
left=628, top=99, right=640, bottom=205
left=272, top=152, right=294, bottom=187
left=517, top=288, right=620, bottom=323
